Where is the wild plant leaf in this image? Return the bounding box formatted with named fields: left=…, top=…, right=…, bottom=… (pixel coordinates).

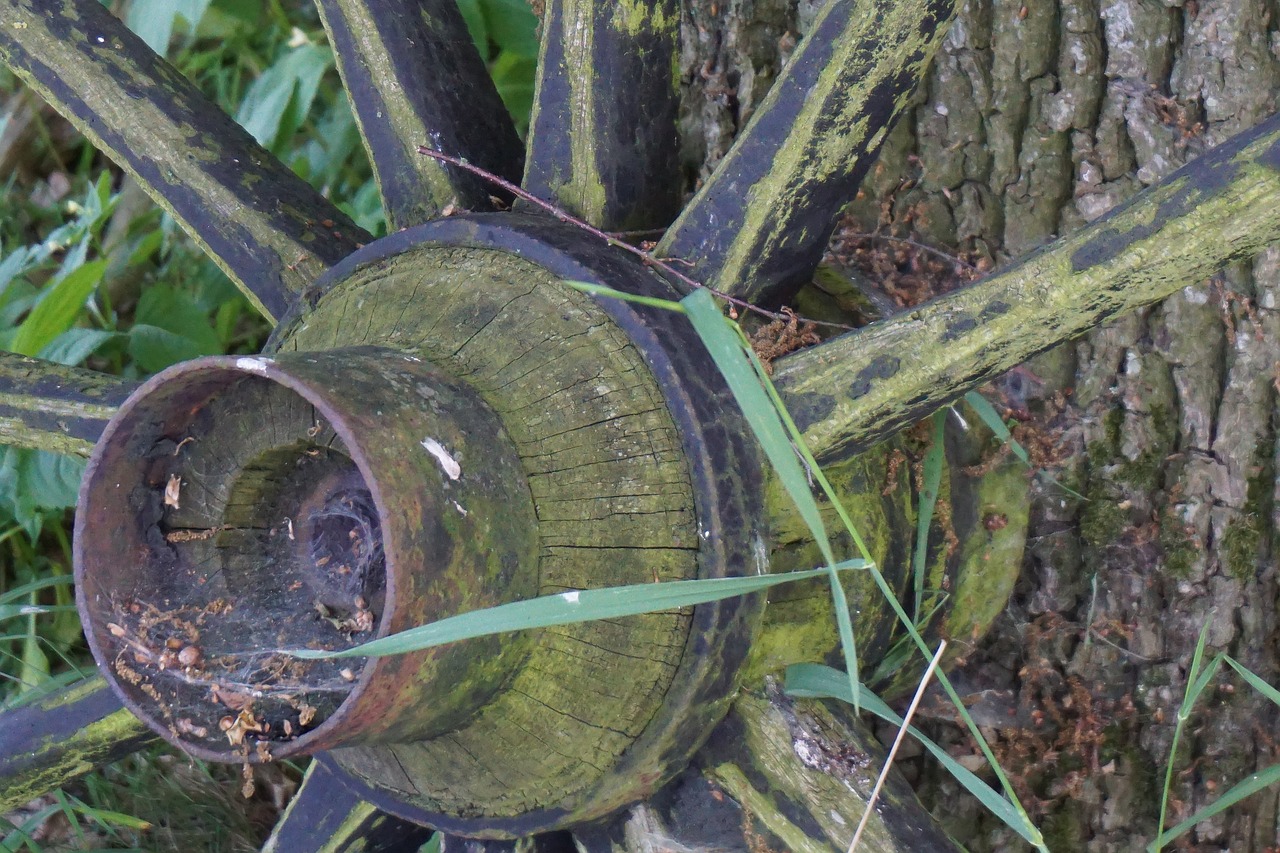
left=492, top=53, right=537, bottom=134
left=136, top=284, right=222, bottom=353
left=785, top=663, right=1041, bottom=847
left=37, top=328, right=121, bottom=367
left=455, top=0, right=489, bottom=54
left=25, top=451, right=86, bottom=510
left=126, top=0, right=212, bottom=56
left=287, top=563, right=865, bottom=659
left=481, top=0, right=541, bottom=57
left=0, top=447, right=86, bottom=538
left=235, top=44, right=332, bottom=151
left=0, top=244, right=35, bottom=293
left=9, top=259, right=107, bottom=356
left=0, top=280, right=38, bottom=328
left=127, top=325, right=209, bottom=374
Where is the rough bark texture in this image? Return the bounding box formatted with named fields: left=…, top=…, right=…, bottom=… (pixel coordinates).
left=683, top=0, right=1280, bottom=849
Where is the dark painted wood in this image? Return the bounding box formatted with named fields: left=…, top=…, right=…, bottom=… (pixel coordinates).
left=0, top=0, right=372, bottom=322
left=522, top=0, right=682, bottom=231
left=0, top=676, right=156, bottom=812
left=0, top=352, right=137, bottom=456
left=773, top=108, right=1280, bottom=461
left=656, top=0, right=956, bottom=307
left=262, top=759, right=434, bottom=852
left=315, top=0, right=523, bottom=228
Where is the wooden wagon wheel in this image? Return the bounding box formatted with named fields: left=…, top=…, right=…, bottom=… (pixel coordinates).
left=4, top=0, right=1280, bottom=850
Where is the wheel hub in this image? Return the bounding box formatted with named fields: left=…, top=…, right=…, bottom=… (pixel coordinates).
left=75, top=213, right=768, bottom=836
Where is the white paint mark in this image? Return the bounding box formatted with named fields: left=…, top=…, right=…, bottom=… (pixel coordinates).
left=562, top=590, right=581, bottom=604
left=235, top=357, right=271, bottom=373
left=421, top=438, right=461, bottom=479
left=752, top=534, right=769, bottom=576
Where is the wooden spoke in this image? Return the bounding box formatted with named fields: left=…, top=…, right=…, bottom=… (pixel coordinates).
left=570, top=690, right=958, bottom=852
left=0, top=675, right=156, bottom=813
left=774, top=110, right=1280, bottom=461
left=0, top=0, right=372, bottom=322
left=0, top=353, right=136, bottom=457
left=261, top=760, right=434, bottom=853
left=314, top=0, right=524, bottom=228
left=522, top=0, right=682, bottom=230
left=656, top=0, right=955, bottom=306
left=698, top=691, right=958, bottom=852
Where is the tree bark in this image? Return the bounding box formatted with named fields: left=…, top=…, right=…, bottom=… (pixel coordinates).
left=684, top=0, right=1280, bottom=849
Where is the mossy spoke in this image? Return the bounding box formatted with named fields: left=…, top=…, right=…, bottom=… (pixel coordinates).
left=0, top=352, right=137, bottom=457
left=656, top=0, right=957, bottom=306
left=315, top=0, right=523, bottom=228
left=522, top=0, right=682, bottom=231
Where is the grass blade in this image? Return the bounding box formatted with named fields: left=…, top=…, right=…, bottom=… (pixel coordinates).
left=1154, top=619, right=1222, bottom=852
left=563, top=280, right=687, bottom=312
left=682, top=290, right=833, bottom=564
left=682, top=288, right=862, bottom=710
left=287, top=563, right=865, bottom=659
left=1148, top=763, right=1280, bottom=851
left=913, top=410, right=945, bottom=619
left=1223, top=655, right=1280, bottom=707
left=963, top=391, right=1084, bottom=500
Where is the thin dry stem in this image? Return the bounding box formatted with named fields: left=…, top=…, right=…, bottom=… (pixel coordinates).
left=849, top=639, right=948, bottom=852
left=416, top=145, right=859, bottom=332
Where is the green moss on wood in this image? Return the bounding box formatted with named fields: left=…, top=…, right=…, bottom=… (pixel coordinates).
left=0, top=677, right=156, bottom=812
left=523, top=0, right=682, bottom=230
left=279, top=235, right=702, bottom=830
left=698, top=690, right=958, bottom=852
left=0, top=352, right=136, bottom=456
left=773, top=110, right=1280, bottom=461
left=745, top=440, right=913, bottom=684
left=314, top=0, right=523, bottom=227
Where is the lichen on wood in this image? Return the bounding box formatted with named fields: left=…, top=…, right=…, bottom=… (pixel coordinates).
left=0, top=352, right=137, bottom=456
left=315, top=0, right=523, bottom=227
left=775, top=109, right=1280, bottom=462
left=523, top=0, right=683, bottom=230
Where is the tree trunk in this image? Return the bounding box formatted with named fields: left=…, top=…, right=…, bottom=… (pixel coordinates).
left=684, top=0, right=1280, bottom=849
